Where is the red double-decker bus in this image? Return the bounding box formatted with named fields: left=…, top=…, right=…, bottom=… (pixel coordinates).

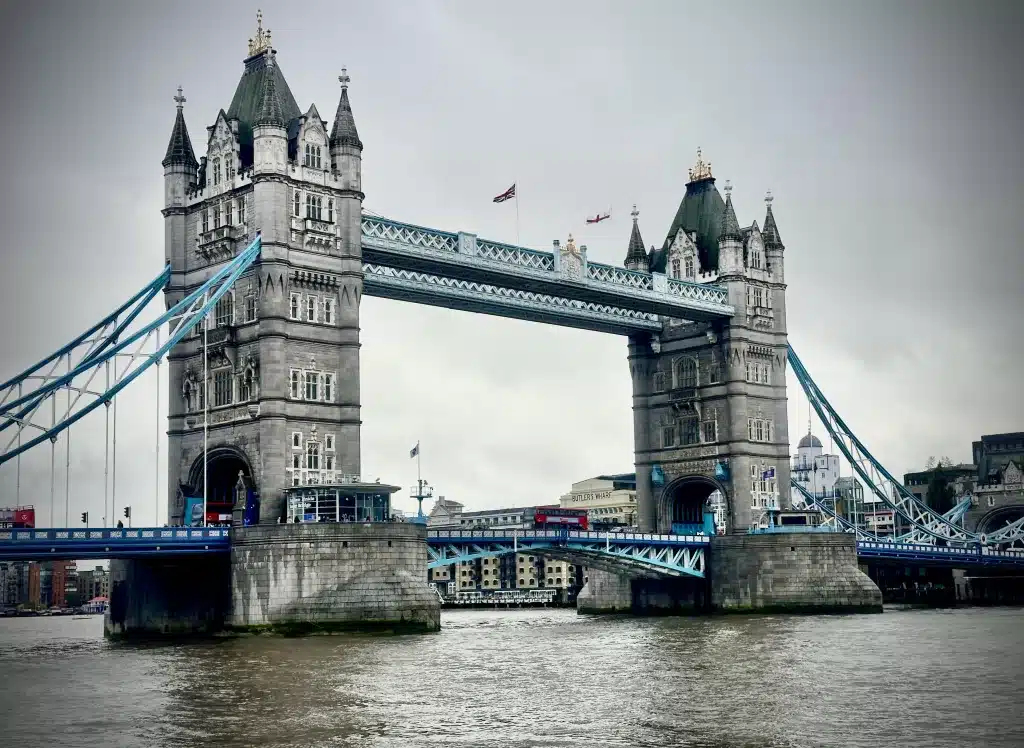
left=533, top=506, right=588, bottom=531
left=0, top=505, right=36, bottom=529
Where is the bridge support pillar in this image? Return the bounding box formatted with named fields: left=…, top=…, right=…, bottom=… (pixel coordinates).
left=105, top=555, right=230, bottom=639
left=577, top=569, right=710, bottom=615
left=709, top=532, right=882, bottom=613
left=227, top=522, right=440, bottom=634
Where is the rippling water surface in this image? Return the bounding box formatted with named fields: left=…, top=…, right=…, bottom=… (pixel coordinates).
left=1, top=607, right=1023, bottom=747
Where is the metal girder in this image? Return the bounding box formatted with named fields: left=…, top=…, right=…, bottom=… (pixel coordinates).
left=425, top=529, right=709, bottom=578
left=0, top=527, right=230, bottom=561
left=360, top=215, right=734, bottom=324
left=788, top=346, right=1024, bottom=548
left=0, top=237, right=261, bottom=465
left=362, top=263, right=661, bottom=334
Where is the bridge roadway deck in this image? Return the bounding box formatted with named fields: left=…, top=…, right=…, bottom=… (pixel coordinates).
left=360, top=216, right=735, bottom=334
left=2, top=527, right=1022, bottom=570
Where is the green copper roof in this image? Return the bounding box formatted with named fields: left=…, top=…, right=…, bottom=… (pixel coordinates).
left=226, top=51, right=301, bottom=165
left=661, top=177, right=725, bottom=273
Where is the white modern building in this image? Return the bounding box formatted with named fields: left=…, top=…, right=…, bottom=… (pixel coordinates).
left=791, top=431, right=840, bottom=504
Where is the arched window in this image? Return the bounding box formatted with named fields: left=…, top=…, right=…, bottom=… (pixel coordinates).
left=315, top=146, right=322, bottom=169
left=306, top=194, right=314, bottom=219
left=676, top=358, right=698, bottom=389
left=304, top=143, right=311, bottom=167
left=684, top=257, right=695, bottom=279
left=225, top=200, right=233, bottom=226
left=305, top=441, right=320, bottom=470
left=201, top=210, right=209, bottom=234
left=225, top=158, right=235, bottom=181
left=294, top=191, right=301, bottom=217
left=327, top=199, right=334, bottom=223
left=213, top=203, right=221, bottom=229
left=671, top=258, right=680, bottom=279
left=315, top=196, right=323, bottom=221
left=212, top=158, right=221, bottom=186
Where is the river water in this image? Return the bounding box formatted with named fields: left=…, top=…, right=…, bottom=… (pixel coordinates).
left=0, top=607, right=1022, bottom=748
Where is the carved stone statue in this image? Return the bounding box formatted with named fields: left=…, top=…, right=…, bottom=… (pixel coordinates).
left=182, top=367, right=198, bottom=412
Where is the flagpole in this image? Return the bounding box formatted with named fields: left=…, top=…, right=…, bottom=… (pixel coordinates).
left=515, top=178, right=520, bottom=245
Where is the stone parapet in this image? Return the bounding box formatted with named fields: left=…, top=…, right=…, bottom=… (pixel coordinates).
left=710, top=532, right=882, bottom=613
left=227, top=522, right=440, bottom=634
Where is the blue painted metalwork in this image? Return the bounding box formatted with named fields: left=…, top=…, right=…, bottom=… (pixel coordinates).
left=788, top=345, right=1024, bottom=548
left=362, top=262, right=662, bottom=334
left=360, top=216, right=734, bottom=329
left=0, top=526, right=230, bottom=561
left=426, top=528, right=709, bottom=578
left=856, top=540, right=1024, bottom=568
left=0, top=265, right=170, bottom=439
left=0, top=236, right=261, bottom=464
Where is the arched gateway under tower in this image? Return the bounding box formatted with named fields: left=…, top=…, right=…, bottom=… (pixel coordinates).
left=660, top=475, right=727, bottom=534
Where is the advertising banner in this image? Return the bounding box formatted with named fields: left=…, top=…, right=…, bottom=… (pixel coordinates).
left=183, top=497, right=205, bottom=527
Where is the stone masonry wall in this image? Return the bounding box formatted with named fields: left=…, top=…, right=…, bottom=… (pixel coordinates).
left=576, top=568, right=634, bottom=614
left=228, top=522, right=440, bottom=633
left=105, top=555, right=231, bottom=638
left=710, top=532, right=882, bottom=613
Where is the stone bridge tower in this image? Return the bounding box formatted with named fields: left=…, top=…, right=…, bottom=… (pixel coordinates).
left=626, top=151, right=791, bottom=534
left=161, top=15, right=364, bottom=524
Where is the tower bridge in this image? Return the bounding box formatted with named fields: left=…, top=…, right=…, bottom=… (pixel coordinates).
left=2, top=14, right=1022, bottom=635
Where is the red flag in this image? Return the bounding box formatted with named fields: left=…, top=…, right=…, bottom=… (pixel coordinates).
left=493, top=184, right=516, bottom=203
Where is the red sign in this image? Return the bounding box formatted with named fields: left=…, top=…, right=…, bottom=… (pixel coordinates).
left=14, top=508, right=35, bottom=527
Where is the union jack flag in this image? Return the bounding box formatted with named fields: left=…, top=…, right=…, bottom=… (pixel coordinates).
left=493, top=184, right=516, bottom=203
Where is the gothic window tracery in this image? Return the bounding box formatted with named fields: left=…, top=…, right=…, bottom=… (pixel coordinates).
left=214, top=291, right=234, bottom=327
left=684, top=257, right=695, bottom=279
left=294, top=190, right=301, bottom=216
left=226, top=200, right=233, bottom=226
left=675, top=358, right=698, bottom=389
left=202, top=210, right=209, bottom=234
left=213, top=203, right=222, bottom=229
left=212, top=158, right=221, bottom=186
left=328, top=199, right=334, bottom=223
left=671, top=259, right=681, bottom=279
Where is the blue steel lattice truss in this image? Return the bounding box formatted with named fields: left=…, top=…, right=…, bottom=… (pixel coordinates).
left=360, top=216, right=734, bottom=332
left=426, top=529, right=710, bottom=578
left=788, top=346, right=1024, bottom=548
left=0, top=236, right=262, bottom=465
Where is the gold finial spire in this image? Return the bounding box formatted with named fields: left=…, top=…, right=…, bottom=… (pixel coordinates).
left=339, top=67, right=350, bottom=91
left=173, top=86, right=186, bottom=110
left=688, top=147, right=713, bottom=181
left=248, top=9, right=273, bottom=57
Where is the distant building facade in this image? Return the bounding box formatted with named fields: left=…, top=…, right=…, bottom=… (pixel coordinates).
left=791, top=432, right=839, bottom=503
left=973, top=433, right=1024, bottom=485
left=559, top=474, right=637, bottom=529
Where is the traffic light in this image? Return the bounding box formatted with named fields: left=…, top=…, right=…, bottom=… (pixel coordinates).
left=123, top=507, right=131, bottom=519
left=80, top=511, right=88, bottom=525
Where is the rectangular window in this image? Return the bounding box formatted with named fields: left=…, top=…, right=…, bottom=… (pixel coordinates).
left=214, top=203, right=221, bottom=229
left=708, top=354, right=721, bottom=384
left=213, top=370, right=232, bottom=407
left=202, top=210, right=209, bottom=234
left=680, top=416, right=700, bottom=445
left=292, top=454, right=301, bottom=469
left=684, top=257, right=694, bottom=279
left=701, top=418, right=717, bottom=443
left=290, top=369, right=301, bottom=399
left=325, top=455, right=335, bottom=471
left=322, top=373, right=335, bottom=402
left=652, top=372, right=665, bottom=391
left=306, top=296, right=318, bottom=323
left=322, top=298, right=335, bottom=325
left=305, top=371, right=319, bottom=400
left=244, top=295, right=257, bottom=323
left=746, top=285, right=752, bottom=307
left=226, top=200, right=233, bottom=226
left=196, top=378, right=205, bottom=411
left=238, top=198, right=246, bottom=224
left=215, top=295, right=233, bottom=327
left=289, top=293, right=301, bottom=320
left=671, top=259, right=680, bottom=279
left=662, top=426, right=675, bottom=448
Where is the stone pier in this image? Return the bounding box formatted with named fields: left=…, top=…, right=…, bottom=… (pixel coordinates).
left=227, top=522, right=440, bottom=634
left=578, top=531, right=881, bottom=616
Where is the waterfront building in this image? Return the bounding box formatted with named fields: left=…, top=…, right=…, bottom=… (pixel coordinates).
left=0, top=562, right=31, bottom=607
left=426, top=496, right=464, bottom=527
left=77, top=566, right=110, bottom=602
left=559, top=474, right=638, bottom=529
left=791, top=431, right=839, bottom=504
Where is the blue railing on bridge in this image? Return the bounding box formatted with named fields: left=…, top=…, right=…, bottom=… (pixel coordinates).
left=856, top=540, right=1024, bottom=567
left=426, top=528, right=712, bottom=546
left=0, top=527, right=231, bottom=561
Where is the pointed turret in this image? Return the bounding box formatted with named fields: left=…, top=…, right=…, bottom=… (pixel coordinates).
left=762, top=190, right=784, bottom=250
left=624, top=204, right=649, bottom=272
left=330, top=67, right=362, bottom=150
left=720, top=184, right=742, bottom=242
left=253, top=55, right=285, bottom=127
left=162, top=87, right=198, bottom=169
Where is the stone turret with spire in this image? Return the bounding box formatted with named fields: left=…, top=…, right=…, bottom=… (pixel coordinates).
left=162, top=86, right=196, bottom=271
left=762, top=190, right=785, bottom=281
left=330, top=67, right=363, bottom=194
left=624, top=204, right=649, bottom=272
left=716, top=180, right=744, bottom=277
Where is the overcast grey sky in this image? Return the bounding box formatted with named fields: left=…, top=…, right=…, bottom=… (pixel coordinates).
left=0, top=0, right=1021, bottom=526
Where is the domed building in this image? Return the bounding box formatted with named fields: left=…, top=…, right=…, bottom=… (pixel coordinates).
left=792, top=429, right=840, bottom=505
